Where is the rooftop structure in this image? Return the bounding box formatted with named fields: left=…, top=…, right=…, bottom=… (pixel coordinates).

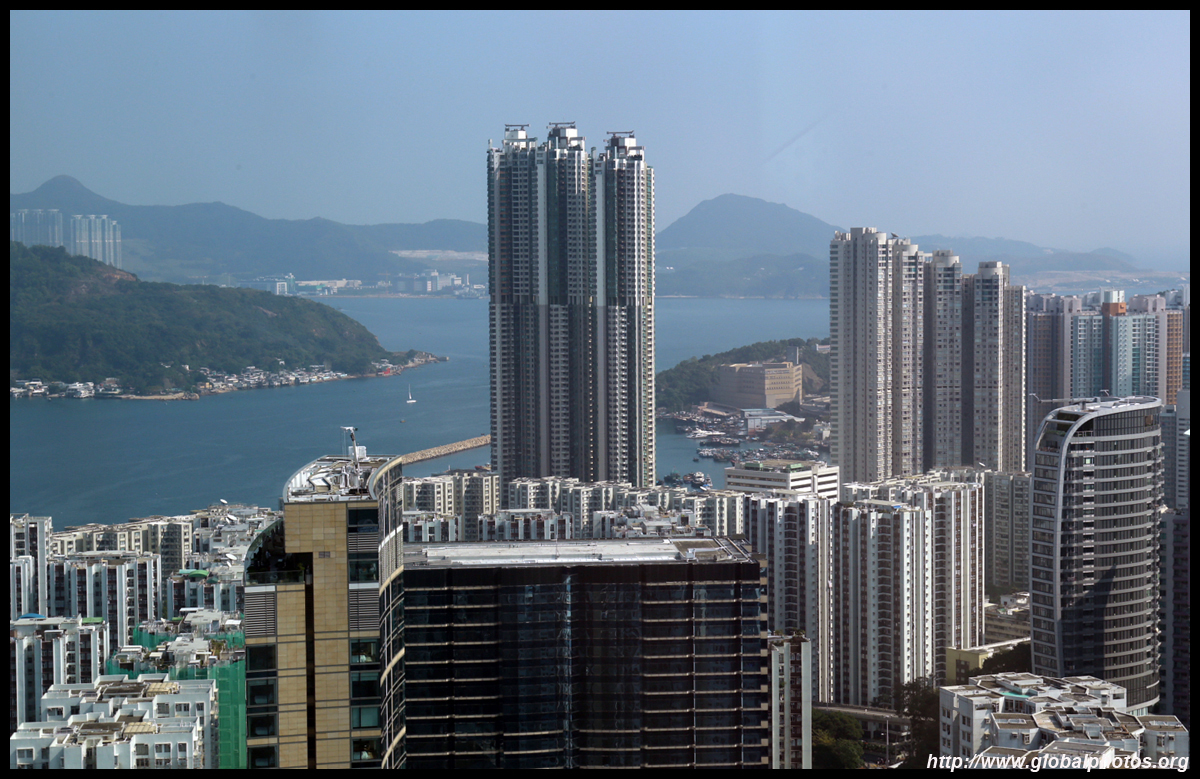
left=939, top=673, right=1131, bottom=758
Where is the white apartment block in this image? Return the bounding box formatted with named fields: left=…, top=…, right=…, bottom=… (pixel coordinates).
left=843, top=476, right=986, bottom=686
left=51, top=516, right=194, bottom=575
left=10, top=514, right=52, bottom=617
left=939, top=673, right=1186, bottom=763
left=769, top=635, right=813, bottom=769
left=830, top=228, right=925, bottom=483
left=45, top=551, right=162, bottom=650
left=10, top=674, right=216, bottom=769
left=966, top=262, right=1026, bottom=472
left=745, top=474, right=983, bottom=706
left=724, top=459, right=839, bottom=499
left=10, top=615, right=108, bottom=734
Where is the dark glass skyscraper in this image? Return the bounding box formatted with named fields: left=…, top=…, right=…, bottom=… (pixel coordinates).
left=393, top=539, right=770, bottom=769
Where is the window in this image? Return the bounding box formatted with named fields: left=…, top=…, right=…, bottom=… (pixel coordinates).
left=248, top=713, right=277, bottom=737
left=249, top=746, right=278, bottom=768
left=247, top=644, right=276, bottom=673
left=351, top=639, right=378, bottom=664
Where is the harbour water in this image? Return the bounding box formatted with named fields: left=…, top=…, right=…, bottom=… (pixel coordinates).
left=9, top=296, right=829, bottom=528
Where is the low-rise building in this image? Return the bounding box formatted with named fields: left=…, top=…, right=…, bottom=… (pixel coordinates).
left=939, top=673, right=1129, bottom=758
left=713, top=362, right=803, bottom=410
left=9, top=674, right=217, bottom=769
left=725, top=459, right=839, bottom=498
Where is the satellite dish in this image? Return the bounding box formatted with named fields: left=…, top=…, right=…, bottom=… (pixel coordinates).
left=219, top=499, right=228, bottom=505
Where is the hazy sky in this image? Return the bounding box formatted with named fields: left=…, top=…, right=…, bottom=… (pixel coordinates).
left=9, top=11, right=1191, bottom=266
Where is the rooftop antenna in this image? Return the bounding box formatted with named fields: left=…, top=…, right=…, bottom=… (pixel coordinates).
left=341, top=426, right=359, bottom=468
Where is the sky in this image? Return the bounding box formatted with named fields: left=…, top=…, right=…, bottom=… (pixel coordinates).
left=9, top=11, right=1191, bottom=268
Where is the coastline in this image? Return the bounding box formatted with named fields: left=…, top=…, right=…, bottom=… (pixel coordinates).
left=12, top=354, right=445, bottom=402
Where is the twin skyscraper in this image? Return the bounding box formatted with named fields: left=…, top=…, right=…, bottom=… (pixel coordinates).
left=487, top=123, right=656, bottom=494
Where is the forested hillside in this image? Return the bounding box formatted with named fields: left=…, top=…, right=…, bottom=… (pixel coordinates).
left=10, top=242, right=420, bottom=392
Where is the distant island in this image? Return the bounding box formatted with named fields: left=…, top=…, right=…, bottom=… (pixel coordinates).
left=9, top=241, right=438, bottom=396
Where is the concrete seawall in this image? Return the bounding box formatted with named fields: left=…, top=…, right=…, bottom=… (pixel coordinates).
left=398, top=435, right=491, bottom=466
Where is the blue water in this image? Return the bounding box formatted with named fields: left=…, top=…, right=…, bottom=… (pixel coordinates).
left=9, top=297, right=828, bottom=528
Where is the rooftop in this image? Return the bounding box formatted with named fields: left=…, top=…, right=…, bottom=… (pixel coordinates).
left=404, top=537, right=754, bottom=568
left=282, top=448, right=401, bottom=503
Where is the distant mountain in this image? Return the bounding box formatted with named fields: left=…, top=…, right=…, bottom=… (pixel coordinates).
left=908, top=234, right=1053, bottom=259
left=909, top=234, right=1140, bottom=274
left=657, top=194, right=842, bottom=262
left=9, top=241, right=423, bottom=392
left=10, top=176, right=486, bottom=283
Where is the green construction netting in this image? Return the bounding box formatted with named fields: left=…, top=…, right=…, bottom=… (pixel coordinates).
left=104, top=629, right=248, bottom=769
left=130, top=627, right=175, bottom=650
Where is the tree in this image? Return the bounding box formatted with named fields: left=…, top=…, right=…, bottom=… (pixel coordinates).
left=894, top=677, right=940, bottom=768
left=811, top=710, right=864, bottom=769
left=980, top=643, right=1031, bottom=675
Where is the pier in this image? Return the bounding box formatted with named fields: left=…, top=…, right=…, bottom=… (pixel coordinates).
left=398, top=435, right=490, bottom=466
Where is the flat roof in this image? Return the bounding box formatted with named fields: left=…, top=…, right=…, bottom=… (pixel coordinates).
left=404, top=538, right=753, bottom=568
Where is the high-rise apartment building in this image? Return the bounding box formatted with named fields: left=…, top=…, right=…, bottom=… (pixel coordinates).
left=830, top=228, right=925, bottom=483
left=488, top=124, right=654, bottom=495
left=9, top=209, right=63, bottom=247
left=964, top=262, right=1026, bottom=471
left=9, top=514, right=52, bottom=618
left=831, top=231, right=1024, bottom=480
left=388, top=538, right=769, bottom=768
left=1161, top=509, right=1190, bottom=729
left=1027, top=290, right=1187, bottom=454
left=10, top=615, right=108, bottom=735
left=1029, top=396, right=1163, bottom=713
left=768, top=634, right=812, bottom=769
left=1162, top=389, right=1190, bottom=511
left=924, top=251, right=965, bottom=469
left=44, top=551, right=161, bottom=650
left=746, top=474, right=984, bottom=705
left=69, top=214, right=122, bottom=268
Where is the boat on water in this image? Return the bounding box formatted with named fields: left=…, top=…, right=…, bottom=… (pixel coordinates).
left=407, top=385, right=416, bottom=404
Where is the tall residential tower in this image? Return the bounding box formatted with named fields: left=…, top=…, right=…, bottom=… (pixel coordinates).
left=488, top=124, right=655, bottom=495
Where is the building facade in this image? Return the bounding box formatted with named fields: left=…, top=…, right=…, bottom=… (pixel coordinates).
left=1029, top=396, right=1163, bottom=713
left=242, top=443, right=403, bottom=769
left=488, top=124, right=655, bottom=495
left=830, top=228, right=925, bottom=483
left=768, top=634, right=812, bottom=769
left=10, top=209, right=63, bottom=247
left=10, top=616, right=108, bottom=735
left=831, top=230, right=1024, bottom=480
left=713, top=362, right=803, bottom=410
left=390, top=539, right=769, bottom=768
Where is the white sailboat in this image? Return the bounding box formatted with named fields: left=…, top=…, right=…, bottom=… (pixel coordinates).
left=407, top=384, right=416, bottom=404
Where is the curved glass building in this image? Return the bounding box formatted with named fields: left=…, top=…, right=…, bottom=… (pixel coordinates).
left=1030, top=396, right=1162, bottom=713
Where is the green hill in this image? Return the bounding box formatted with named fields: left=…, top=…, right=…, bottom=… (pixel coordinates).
left=657, top=193, right=842, bottom=260
left=9, top=241, right=423, bottom=393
